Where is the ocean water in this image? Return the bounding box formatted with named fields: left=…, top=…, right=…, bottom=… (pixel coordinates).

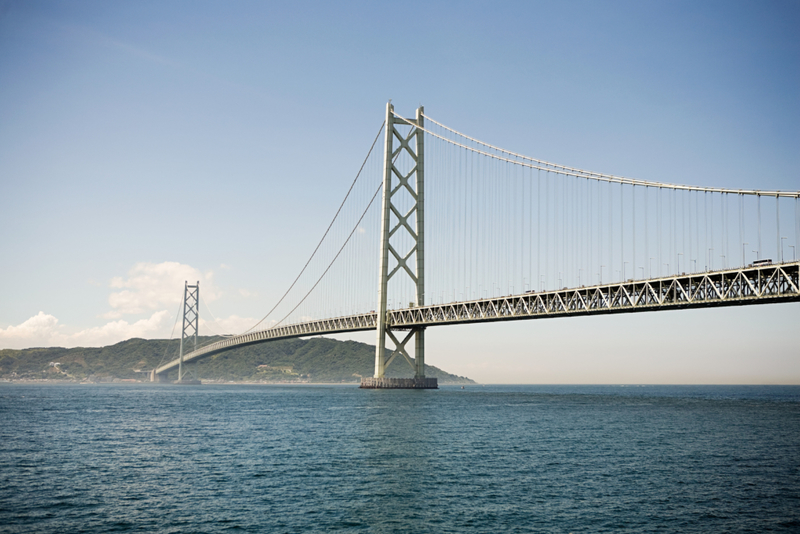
left=1, top=384, right=798, bottom=533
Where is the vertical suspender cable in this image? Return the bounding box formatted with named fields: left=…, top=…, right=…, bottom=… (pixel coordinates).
left=758, top=193, right=762, bottom=260
left=724, top=193, right=728, bottom=267
left=520, top=161, right=524, bottom=290
left=609, top=180, right=613, bottom=281
left=665, top=189, right=675, bottom=276
left=720, top=193, right=724, bottom=269
left=576, top=178, right=579, bottom=285
left=575, top=178, right=579, bottom=285
left=462, top=146, right=466, bottom=296
left=674, top=188, right=678, bottom=273
left=588, top=179, right=591, bottom=282
left=586, top=178, right=590, bottom=283
left=633, top=185, right=636, bottom=280
left=545, top=171, right=549, bottom=289
left=556, top=178, right=567, bottom=289
left=681, top=190, right=685, bottom=271
left=579, top=178, right=583, bottom=284
left=523, top=164, right=527, bottom=289
left=507, top=160, right=511, bottom=292
left=556, top=172, right=560, bottom=287
left=466, top=146, right=471, bottom=298
left=688, top=190, right=693, bottom=272
left=645, top=186, right=649, bottom=277
left=776, top=195, right=781, bottom=262
left=598, top=179, right=602, bottom=282
left=658, top=188, right=663, bottom=276
left=696, top=191, right=700, bottom=271
left=568, top=178, right=572, bottom=286
left=704, top=191, right=708, bottom=269
left=620, top=183, right=624, bottom=280
left=673, top=188, right=677, bottom=273
left=708, top=191, right=714, bottom=271
left=537, top=169, right=541, bottom=290
left=565, top=177, right=569, bottom=287
left=739, top=193, right=744, bottom=266
left=564, top=176, right=568, bottom=287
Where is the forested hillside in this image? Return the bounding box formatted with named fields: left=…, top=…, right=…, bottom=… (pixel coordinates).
left=0, top=336, right=474, bottom=384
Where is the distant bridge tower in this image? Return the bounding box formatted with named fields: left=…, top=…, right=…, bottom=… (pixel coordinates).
left=362, top=103, right=436, bottom=389
left=177, top=281, right=199, bottom=382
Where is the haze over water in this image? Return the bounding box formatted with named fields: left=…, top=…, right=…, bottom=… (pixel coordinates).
left=1, top=383, right=798, bottom=533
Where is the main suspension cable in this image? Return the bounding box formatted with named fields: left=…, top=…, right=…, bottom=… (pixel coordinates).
left=271, top=181, right=384, bottom=328
left=199, top=295, right=233, bottom=338
left=156, top=295, right=185, bottom=369
left=239, top=121, right=385, bottom=335
left=414, top=112, right=799, bottom=197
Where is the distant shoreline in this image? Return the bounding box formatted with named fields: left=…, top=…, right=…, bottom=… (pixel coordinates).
left=0, top=378, right=474, bottom=386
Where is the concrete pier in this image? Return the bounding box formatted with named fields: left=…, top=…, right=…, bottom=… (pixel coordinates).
left=360, top=377, right=438, bottom=389
left=150, top=370, right=171, bottom=383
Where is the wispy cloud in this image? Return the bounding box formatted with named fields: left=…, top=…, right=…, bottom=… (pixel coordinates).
left=104, top=261, right=219, bottom=319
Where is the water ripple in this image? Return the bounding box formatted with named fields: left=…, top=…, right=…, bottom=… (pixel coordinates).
left=0, top=384, right=798, bottom=532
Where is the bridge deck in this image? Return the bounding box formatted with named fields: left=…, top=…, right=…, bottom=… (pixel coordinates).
left=155, top=261, right=800, bottom=376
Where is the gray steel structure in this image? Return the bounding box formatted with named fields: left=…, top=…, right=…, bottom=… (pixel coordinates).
left=387, top=262, right=800, bottom=327
left=177, top=281, right=199, bottom=381
left=374, top=104, right=426, bottom=379
left=154, top=311, right=377, bottom=376
left=152, top=262, right=800, bottom=379
left=150, top=105, right=800, bottom=382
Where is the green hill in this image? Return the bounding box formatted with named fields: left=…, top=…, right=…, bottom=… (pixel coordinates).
left=0, top=336, right=475, bottom=384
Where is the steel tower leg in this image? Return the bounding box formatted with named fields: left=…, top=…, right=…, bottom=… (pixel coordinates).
left=414, top=105, right=426, bottom=380
left=366, top=103, right=435, bottom=389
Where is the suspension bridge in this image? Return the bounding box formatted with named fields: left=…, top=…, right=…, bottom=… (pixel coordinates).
left=151, top=103, right=800, bottom=387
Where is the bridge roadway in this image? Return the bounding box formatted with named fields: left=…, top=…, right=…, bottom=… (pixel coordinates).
left=154, top=261, right=800, bottom=377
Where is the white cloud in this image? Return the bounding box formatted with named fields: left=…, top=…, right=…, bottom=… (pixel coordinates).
left=68, top=310, right=171, bottom=347
left=0, top=261, right=264, bottom=349
left=0, top=310, right=171, bottom=349
left=105, top=261, right=219, bottom=318
left=0, top=312, right=63, bottom=347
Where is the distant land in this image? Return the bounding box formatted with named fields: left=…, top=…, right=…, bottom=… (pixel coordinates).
left=0, top=336, right=475, bottom=384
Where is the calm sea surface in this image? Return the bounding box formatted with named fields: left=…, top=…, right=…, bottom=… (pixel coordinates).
left=1, top=383, right=799, bottom=533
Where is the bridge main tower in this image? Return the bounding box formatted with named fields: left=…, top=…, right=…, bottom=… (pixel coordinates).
left=175, top=280, right=200, bottom=384
left=361, top=103, right=437, bottom=389
left=150, top=280, right=200, bottom=383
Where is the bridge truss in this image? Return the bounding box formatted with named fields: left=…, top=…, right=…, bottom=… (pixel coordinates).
left=154, top=261, right=799, bottom=378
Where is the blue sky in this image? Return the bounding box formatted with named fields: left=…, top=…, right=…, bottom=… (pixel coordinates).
left=1, top=0, right=798, bottom=382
